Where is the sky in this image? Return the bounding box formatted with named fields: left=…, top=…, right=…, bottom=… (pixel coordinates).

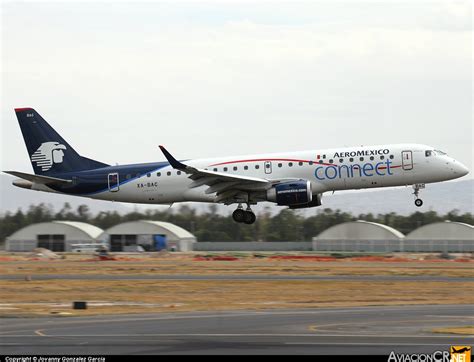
left=1, top=0, right=472, bottom=188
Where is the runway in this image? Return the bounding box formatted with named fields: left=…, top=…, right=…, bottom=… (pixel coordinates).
left=1, top=274, right=472, bottom=282
left=1, top=304, right=472, bottom=355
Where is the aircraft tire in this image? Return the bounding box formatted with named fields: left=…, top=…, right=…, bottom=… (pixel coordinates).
left=232, top=209, right=246, bottom=223
left=414, top=199, right=423, bottom=207
left=243, top=211, right=256, bottom=224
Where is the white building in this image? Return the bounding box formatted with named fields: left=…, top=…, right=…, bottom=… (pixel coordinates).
left=405, top=221, right=474, bottom=252
left=312, top=220, right=404, bottom=252
left=6, top=221, right=105, bottom=252
left=99, top=220, right=196, bottom=252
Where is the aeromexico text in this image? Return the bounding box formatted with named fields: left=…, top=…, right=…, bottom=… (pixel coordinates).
left=316, top=149, right=394, bottom=180
left=333, top=149, right=390, bottom=158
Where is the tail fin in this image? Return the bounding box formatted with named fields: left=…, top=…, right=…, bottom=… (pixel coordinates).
left=15, top=108, right=109, bottom=175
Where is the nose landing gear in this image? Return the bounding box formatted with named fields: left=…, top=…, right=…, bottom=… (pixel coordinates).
left=413, top=184, right=425, bottom=207
left=232, top=204, right=256, bottom=224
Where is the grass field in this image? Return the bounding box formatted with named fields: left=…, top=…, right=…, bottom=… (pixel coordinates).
left=1, top=252, right=473, bottom=316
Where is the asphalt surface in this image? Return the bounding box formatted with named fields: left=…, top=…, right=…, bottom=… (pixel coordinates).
left=1, top=304, right=472, bottom=355
left=0, top=274, right=472, bottom=282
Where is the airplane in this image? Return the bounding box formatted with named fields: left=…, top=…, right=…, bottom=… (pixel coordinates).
left=451, top=347, right=471, bottom=354
left=4, top=108, right=470, bottom=224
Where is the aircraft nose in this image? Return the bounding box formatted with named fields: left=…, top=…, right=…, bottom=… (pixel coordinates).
left=452, top=160, right=469, bottom=177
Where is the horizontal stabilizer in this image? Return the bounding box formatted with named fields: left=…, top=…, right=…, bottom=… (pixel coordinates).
left=3, top=171, right=72, bottom=185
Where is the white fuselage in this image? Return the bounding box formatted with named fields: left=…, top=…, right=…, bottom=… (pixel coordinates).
left=32, top=143, right=467, bottom=205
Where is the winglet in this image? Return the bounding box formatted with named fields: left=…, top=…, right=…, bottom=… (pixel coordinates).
left=159, top=145, right=187, bottom=170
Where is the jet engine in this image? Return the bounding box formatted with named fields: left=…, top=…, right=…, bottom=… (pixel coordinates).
left=266, top=180, right=312, bottom=206
left=288, top=193, right=322, bottom=209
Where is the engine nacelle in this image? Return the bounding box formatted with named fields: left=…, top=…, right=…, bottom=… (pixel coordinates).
left=288, top=193, right=322, bottom=209
left=266, top=180, right=312, bottom=206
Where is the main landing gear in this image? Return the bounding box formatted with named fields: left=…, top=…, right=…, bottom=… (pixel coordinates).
left=232, top=204, right=256, bottom=224
left=413, top=183, right=425, bottom=207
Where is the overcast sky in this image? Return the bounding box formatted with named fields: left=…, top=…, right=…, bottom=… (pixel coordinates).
left=1, top=0, right=472, bottom=177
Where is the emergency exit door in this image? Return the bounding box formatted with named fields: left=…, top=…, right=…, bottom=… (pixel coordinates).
left=401, top=151, right=413, bottom=170
left=108, top=173, right=120, bottom=192
left=264, top=161, right=272, bottom=174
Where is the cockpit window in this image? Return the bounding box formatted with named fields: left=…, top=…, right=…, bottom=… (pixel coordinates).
left=435, top=149, right=447, bottom=155
left=425, top=150, right=432, bottom=157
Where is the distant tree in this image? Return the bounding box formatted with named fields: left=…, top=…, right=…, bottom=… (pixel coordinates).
left=76, top=205, right=91, bottom=221
left=0, top=202, right=472, bottom=243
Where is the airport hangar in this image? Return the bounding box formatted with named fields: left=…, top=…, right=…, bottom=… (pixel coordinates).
left=312, top=220, right=474, bottom=253
left=98, top=220, right=196, bottom=252
left=4, top=220, right=473, bottom=253
left=5, top=220, right=196, bottom=252
left=5, top=221, right=105, bottom=252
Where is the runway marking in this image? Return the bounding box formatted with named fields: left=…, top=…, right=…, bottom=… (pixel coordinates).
left=35, top=329, right=46, bottom=336
left=306, top=317, right=473, bottom=334
left=425, top=315, right=474, bottom=319
left=2, top=309, right=401, bottom=332
left=21, top=333, right=474, bottom=338
left=1, top=305, right=472, bottom=335
left=285, top=342, right=459, bottom=346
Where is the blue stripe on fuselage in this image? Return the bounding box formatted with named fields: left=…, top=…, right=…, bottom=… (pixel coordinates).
left=46, top=161, right=171, bottom=195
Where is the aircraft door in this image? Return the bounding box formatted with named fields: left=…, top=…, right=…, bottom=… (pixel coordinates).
left=108, top=173, right=120, bottom=192
left=264, top=161, right=272, bottom=174
left=401, top=151, right=413, bottom=170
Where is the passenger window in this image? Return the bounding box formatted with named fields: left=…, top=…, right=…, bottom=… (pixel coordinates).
left=167, top=171, right=171, bottom=176
left=298, top=162, right=303, bottom=166
left=213, top=168, right=217, bottom=172
left=309, top=161, right=313, bottom=165
left=380, top=155, right=385, bottom=160
left=318, top=160, right=323, bottom=164
left=177, top=171, right=181, bottom=175
left=147, top=173, right=151, bottom=177
left=425, top=150, right=432, bottom=157
left=224, top=167, right=228, bottom=172
left=329, top=159, right=333, bottom=164
left=349, top=158, right=354, bottom=162
left=244, top=165, right=248, bottom=170
left=157, top=172, right=161, bottom=177
left=370, top=156, right=374, bottom=161
left=255, top=165, right=260, bottom=169
left=389, top=155, right=394, bottom=159
left=126, top=174, right=131, bottom=179
left=322, top=155, right=326, bottom=159
left=339, top=159, right=343, bottom=163
left=288, top=162, right=293, bottom=167
left=233, top=166, right=238, bottom=171
left=359, top=157, right=364, bottom=161
left=278, top=163, right=282, bottom=168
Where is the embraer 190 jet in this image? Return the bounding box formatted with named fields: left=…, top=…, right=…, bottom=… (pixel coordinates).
left=4, top=108, right=469, bottom=224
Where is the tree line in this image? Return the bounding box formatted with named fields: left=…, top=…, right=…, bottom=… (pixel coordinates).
left=0, top=203, right=472, bottom=244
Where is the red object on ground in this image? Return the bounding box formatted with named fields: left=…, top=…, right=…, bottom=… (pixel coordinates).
left=98, top=255, right=117, bottom=261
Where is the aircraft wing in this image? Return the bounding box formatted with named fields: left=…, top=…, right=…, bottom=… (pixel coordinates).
left=159, top=146, right=294, bottom=203
left=3, top=171, right=72, bottom=185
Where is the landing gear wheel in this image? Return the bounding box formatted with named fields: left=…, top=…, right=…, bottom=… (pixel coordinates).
left=243, top=211, right=256, bottom=225
left=412, top=184, right=425, bottom=208
left=232, top=209, right=246, bottom=223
